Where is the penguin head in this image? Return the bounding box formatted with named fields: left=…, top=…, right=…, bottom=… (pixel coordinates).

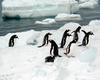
left=12, top=35, right=18, bottom=39
left=47, top=33, right=52, bottom=35
left=76, top=26, right=81, bottom=32
left=88, top=31, right=94, bottom=35
left=66, top=29, right=70, bottom=32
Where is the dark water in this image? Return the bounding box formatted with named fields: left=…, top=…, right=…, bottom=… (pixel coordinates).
left=0, top=1, right=100, bottom=36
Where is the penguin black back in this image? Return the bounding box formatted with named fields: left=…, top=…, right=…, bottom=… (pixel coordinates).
left=45, top=56, right=55, bottom=63
left=79, top=30, right=94, bottom=46
left=38, top=32, right=52, bottom=47
left=72, top=26, right=81, bottom=43
left=64, top=40, right=75, bottom=55
left=49, top=40, right=61, bottom=57
left=9, top=35, right=18, bottom=47
left=60, top=29, right=71, bottom=48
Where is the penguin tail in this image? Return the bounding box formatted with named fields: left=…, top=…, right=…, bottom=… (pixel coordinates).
left=38, top=43, right=45, bottom=48
left=38, top=45, right=42, bottom=48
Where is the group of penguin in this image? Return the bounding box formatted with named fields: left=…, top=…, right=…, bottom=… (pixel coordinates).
left=8, top=26, right=94, bottom=63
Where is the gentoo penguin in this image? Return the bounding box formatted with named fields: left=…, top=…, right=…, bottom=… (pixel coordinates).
left=60, top=29, right=71, bottom=48
left=9, top=34, right=18, bottom=47
left=64, top=40, right=75, bottom=56
left=79, top=30, right=94, bottom=46
left=72, top=26, right=81, bottom=43
left=49, top=40, right=61, bottom=57
left=38, top=32, right=52, bottom=47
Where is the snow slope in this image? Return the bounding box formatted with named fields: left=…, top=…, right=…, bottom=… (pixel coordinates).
left=0, top=20, right=100, bottom=80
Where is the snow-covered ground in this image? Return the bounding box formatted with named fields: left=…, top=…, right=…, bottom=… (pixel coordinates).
left=0, top=20, right=100, bottom=80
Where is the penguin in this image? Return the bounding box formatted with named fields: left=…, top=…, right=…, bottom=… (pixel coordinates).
left=45, top=56, right=55, bottom=63
left=79, top=30, right=94, bottom=46
left=49, top=40, right=61, bottom=57
left=9, top=35, right=18, bottom=47
left=38, top=33, right=52, bottom=47
left=60, top=29, right=71, bottom=48
left=72, top=26, right=81, bottom=43
left=64, top=40, right=75, bottom=56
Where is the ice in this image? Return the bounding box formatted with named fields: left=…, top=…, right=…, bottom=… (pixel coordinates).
left=2, top=0, right=79, bottom=18
left=55, top=13, right=82, bottom=21
left=35, top=18, right=56, bottom=25
left=0, top=20, right=100, bottom=80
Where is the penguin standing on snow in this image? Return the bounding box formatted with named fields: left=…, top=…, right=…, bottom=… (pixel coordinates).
left=49, top=40, right=61, bottom=57
left=9, top=35, right=18, bottom=47
left=38, top=33, right=52, bottom=47
left=72, top=26, right=81, bottom=43
left=64, top=40, right=75, bottom=57
left=60, top=29, right=71, bottom=48
left=79, top=30, right=94, bottom=46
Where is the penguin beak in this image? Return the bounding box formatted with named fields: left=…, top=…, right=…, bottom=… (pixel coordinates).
left=16, top=36, right=19, bottom=39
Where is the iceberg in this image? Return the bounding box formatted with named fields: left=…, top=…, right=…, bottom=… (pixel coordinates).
left=35, top=18, right=56, bottom=24
left=2, top=0, right=79, bottom=18
left=55, top=13, right=81, bottom=21
left=79, top=0, right=99, bottom=9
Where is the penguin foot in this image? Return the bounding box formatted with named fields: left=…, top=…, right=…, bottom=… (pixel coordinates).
left=67, top=55, right=75, bottom=58
left=78, top=44, right=83, bottom=46
left=64, top=53, right=68, bottom=55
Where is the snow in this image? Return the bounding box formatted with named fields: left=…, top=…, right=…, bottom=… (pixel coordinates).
left=55, top=13, right=82, bottom=21
left=2, top=0, right=79, bottom=18
left=78, top=47, right=97, bottom=63
left=0, top=20, right=100, bottom=80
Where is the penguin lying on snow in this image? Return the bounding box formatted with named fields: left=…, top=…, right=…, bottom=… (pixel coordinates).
left=9, top=35, right=18, bottom=47
left=60, top=29, right=71, bottom=48
left=79, top=30, right=94, bottom=46
left=45, top=56, right=55, bottom=62
left=38, top=32, right=52, bottom=47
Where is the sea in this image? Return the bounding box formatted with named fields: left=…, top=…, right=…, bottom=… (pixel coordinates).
left=0, top=0, right=100, bottom=36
